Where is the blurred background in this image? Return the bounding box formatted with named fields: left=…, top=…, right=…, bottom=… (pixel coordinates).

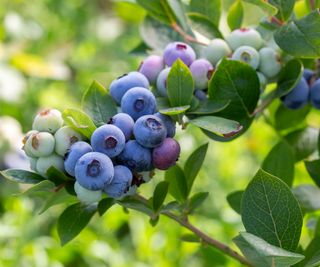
left=0, top=0, right=316, bottom=266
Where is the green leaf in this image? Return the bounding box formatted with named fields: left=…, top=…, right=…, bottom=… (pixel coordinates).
left=187, top=13, right=223, bottom=39
left=167, top=59, right=194, bottom=107
left=117, top=197, right=153, bottom=216
left=226, top=190, right=244, bottom=215
left=305, top=159, right=320, bottom=187
left=189, top=116, right=243, bottom=137
left=208, top=59, right=260, bottom=140
left=242, top=0, right=278, bottom=16
left=136, top=0, right=173, bottom=24
left=46, top=166, right=73, bottom=185
left=292, top=185, right=320, bottom=213
left=274, top=10, right=320, bottom=58
left=300, top=236, right=320, bottom=267
left=167, top=0, right=189, bottom=31
left=188, top=192, right=209, bottom=213
left=62, top=108, right=96, bottom=139
left=164, top=165, right=188, bottom=203
left=97, top=198, right=115, bottom=216
left=0, top=169, right=45, bottom=184
left=269, top=0, right=295, bottom=21
left=233, top=232, right=305, bottom=267
left=152, top=181, right=169, bottom=212
left=241, top=169, right=303, bottom=251
left=159, top=105, right=190, bottom=115
left=262, top=141, right=295, bottom=187
left=184, top=143, right=208, bottom=193
left=129, top=41, right=150, bottom=56
left=189, top=0, right=221, bottom=26
left=20, top=180, right=56, bottom=198
left=57, top=203, right=97, bottom=245
left=285, top=127, right=319, bottom=162
left=187, top=99, right=230, bottom=115
left=81, top=80, right=117, bottom=126
left=227, top=0, right=243, bottom=31
left=181, top=233, right=200, bottom=243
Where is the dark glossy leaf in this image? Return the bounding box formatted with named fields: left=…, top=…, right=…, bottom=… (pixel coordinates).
left=181, top=233, right=200, bottom=243
left=46, top=166, right=73, bottom=185
left=129, top=41, right=150, bottom=55
left=159, top=105, right=190, bottom=115
left=57, top=203, right=97, bottom=245
left=305, top=159, right=320, bottom=187
left=184, top=143, right=208, bottom=193
left=62, top=108, right=96, bottom=139
left=117, top=197, right=153, bottom=216
left=187, top=13, right=223, bottom=39
left=269, top=0, right=295, bottom=21
left=187, top=99, right=230, bottom=115
left=300, top=236, right=320, bottom=267
left=20, top=180, right=56, bottom=198
left=274, top=10, right=320, bottom=58
left=153, top=181, right=169, bottom=212
left=242, top=169, right=303, bottom=251
left=164, top=165, right=188, bottom=203
left=227, top=0, right=243, bottom=31
left=167, top=59, right=194, bottom=107
left=136, top=0, right=173, bottom=24
left=292, top=185, right=320, bottom=213
left=98, top=198, right=115, bottom=216
left=0, top=169, right=45, bottom=184
left=233, top=232, right=305, bottom=267
left=189, top=0, right=221, bottom=26
left=81, top=80, right=117, bottom=126
left=262, top=141, right=295, bottom=187
left=188, top=192, right=209, bottom=213
left=226, top=190, right=244, bottom=215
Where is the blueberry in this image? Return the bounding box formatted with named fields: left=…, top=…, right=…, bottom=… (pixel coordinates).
left=108, top=113, right=134, bottom=141
left=22, top=130, right=38, bottom=157
left=91, top=124, right=125, bottom=158
left=104, top=165, right=133, bottom=199
left=133, top=115, right=167, bottom=148
left=64, top=141, right=93, bottom=176
left=194, top=89, right=208, bottom=101
left=156, top=68, right=171, bottom=97
left=74, top=181, right=102, bottom=205
left=258, top=47, right=281, bottom=78
left=201, top=38, right=231, bottom=66
left=109, top=71, right=150, bottom=104
left=154, top=112, right=176, bottom=137
left=118, top=140, right=152, bottom=172
left=28, top=157, right=38, bottom=171
left=163, top=42, right=196, bottom=67
left=36, top=153, right=64, bottom=177
left=152, top=138, right=180, bottom=170
left=139, top=55, right=164, bottom=84
left=75, top=152, right=114, bottom=190
left=24, top=132, right=55, bottom=157
left=226, top=28, right=263, bottom=50
left=121, top=87, right=157, bottom=120
left=310, top=79, right=320, bottom=109
left=303, top=69, right=315, bottom=84
left=232, top=46, right=260, bottom=69
left=189, top=59, right=214, bottom=90
left=32, top=109, right=63, bottom=134
left=54, top=126, right=83, bottom=157
left=281, top=77, right=309, bottom=109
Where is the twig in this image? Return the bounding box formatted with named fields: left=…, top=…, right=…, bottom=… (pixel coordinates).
left=270, top=16, right=284, bottom=26
left=171, top=22, right=207, bottom=46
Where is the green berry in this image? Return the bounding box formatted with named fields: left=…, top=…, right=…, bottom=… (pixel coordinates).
left=54, top=126, right=83, bottom=156
left=24, top=132, right=55, bottom=157
left=28, top=157, right=38, bottom=171
left=74, top=181, right=102, bottom=205
left=201, top=38, right=231, bottom=66
left=32, top=109, right=63, bottom=134
left=258, top=47, right=281, bottom=78
left=232, top=46, right=260, bottom=69
left=22, top=130, right=39, bottom=157
left=36, top=153, right=64, bottom=176
left=226, top=28, right=263, bottom=50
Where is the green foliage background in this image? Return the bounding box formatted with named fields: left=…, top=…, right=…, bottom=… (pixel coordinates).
left=0, top=0, right=319, bottom=266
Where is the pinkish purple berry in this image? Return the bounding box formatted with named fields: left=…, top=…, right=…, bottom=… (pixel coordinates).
left=152, top=138, right=180, bottom=170
left=139, top=55, right=164, bottom=84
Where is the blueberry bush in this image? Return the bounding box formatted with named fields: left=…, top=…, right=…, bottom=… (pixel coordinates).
left=1, top=1, right=320, bottom=266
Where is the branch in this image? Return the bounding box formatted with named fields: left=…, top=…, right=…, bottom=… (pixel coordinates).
left=171, top=22, right=208, bottom=46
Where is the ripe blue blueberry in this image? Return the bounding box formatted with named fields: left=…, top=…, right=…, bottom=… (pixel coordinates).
left=138, top=55, right=164, bottom=84
left=189, top=59, right=214, bottom=90
left=108, top=113, right=134, bottom=141
left=310, top=79, right=320, bottom=109
left=74, top=181, right=102, bottom=205
left=156, top=68, right=171, bottom=97
left=54, top=126, right=83, bottom=157
left=194, top=89, right=208, bottom=101
left=152, top=138, right=180, bottom=170
left=303, top=69, right=315, bottom=84
left=91, top=124, right=125, bottom=158
left=226, top=28, right=263, bottom=50
left=154, top=112, right=176, bottom=138
left=133, top=115, right=167, bottom=148
left=36, top=153, right=64, bottom=176
left=109, top=71, right=150, bottom=104
left=232, top=46, right=260, bottom=69
left=163, top=42, right=196, bottom=67
left=201, top=38, right=231, bottom=66
left=258, top=47, right=281, bottom=78
left=104, top=165, right=133, bottom=199
left=64, top=141, right=93, bottom=176
left=281, top=77, right=309, bottom=109
left=32, top=109, right=63, bottom=134
left=75, top=152, right=114, bottom=190
left=121, top=87, right=157, bottom=121
left=24, top=131, right=55, bottom=157
left=118, top=140, right=152, bottom=172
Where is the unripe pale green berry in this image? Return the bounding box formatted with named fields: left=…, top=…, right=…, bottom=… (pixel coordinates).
left=232, top=46, right=260, bottom=69
left=28, top=157, right=38, bottom=171
left=22, top=130, right=39, bottom=157
left=74, top=181, right=102, bottom=205
left=257, top=72, right=267, bottom=92
left=54, top=126, right=83, bottom=156
left=36, top=153, right=64, bottom=176
left=258, top=47, right=281, bottom=78
left=24, top=132, right=55, bottom=157
left=226, top=28, right=263, bottom=50
left=32, top=109, right=63, bottom=134
left=201, top=38, right=231, bottom=66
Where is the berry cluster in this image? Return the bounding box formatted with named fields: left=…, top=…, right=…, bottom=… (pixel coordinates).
left=281, top=69, right=320, bottom=110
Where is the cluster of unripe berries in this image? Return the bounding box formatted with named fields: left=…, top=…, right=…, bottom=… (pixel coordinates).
left=281, top=69, right=320, bottom=110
